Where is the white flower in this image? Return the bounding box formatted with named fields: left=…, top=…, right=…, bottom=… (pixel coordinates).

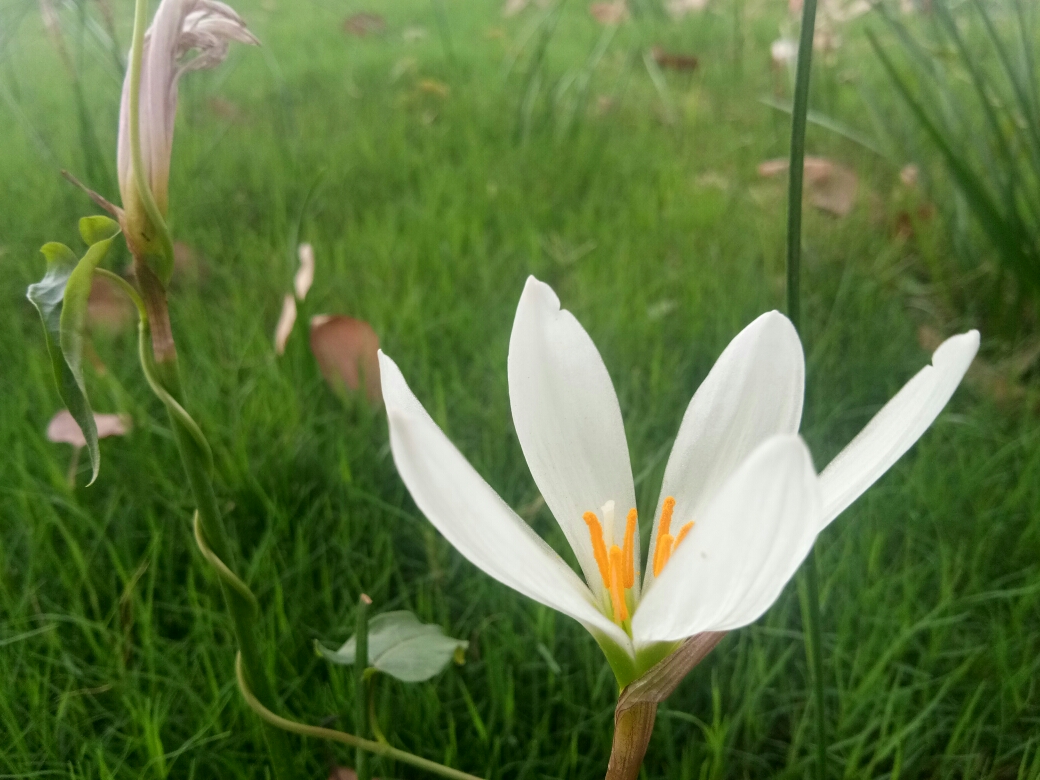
left=378, top=277, right=978, bottom=685
left=117, top=0, right=257, bottom=248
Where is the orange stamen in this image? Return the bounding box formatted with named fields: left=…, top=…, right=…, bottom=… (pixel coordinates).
left=653, top=533, right=675, bottom=577
left=583, top=512, right=610, bottom=587
left=674, top=521, right=694, bottom=550
left=652, top=496, right=676, bottom=577
left=608, top=545, right=628, bottom=622
left=622, top=508, right=638, bottom=588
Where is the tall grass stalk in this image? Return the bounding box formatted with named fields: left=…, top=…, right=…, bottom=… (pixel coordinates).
left=785, top=0, right=827, bottom=777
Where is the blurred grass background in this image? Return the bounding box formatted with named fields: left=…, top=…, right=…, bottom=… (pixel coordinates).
left=1, top=0, right=1039, bottom=777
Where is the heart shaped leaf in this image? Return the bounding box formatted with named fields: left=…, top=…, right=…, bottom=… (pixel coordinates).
left=317, top=610, right=468, bottom=683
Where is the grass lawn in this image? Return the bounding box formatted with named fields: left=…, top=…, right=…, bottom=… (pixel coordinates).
left=1, top=0, right=1039, bottom=777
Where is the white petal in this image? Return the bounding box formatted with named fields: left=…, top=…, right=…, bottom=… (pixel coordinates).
left=818, top=330, right=979, bottom=528
left=646, top=311, right=804, bottom=588
left=379, top=351, right=633, bottom=653
left=632, top=435, right=821, bottom=644
left=507, top=277, right=638, bottom=598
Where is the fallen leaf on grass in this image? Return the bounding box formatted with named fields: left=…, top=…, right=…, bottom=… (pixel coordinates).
left=900, top=163, right=919, bottom=188
left=651, top=46, right=699, bottom=71
left=87, top=274, right=135, bottom=334
left=502, top=0, right=552, bottom=15
left=665, top=0, right=710, bottom=17
left=502, top=0, right=529, bottom=16
left=893, top=203, right=935, bottom=241
left=295, top=243, right=315, bottom=300
left=310, top=315, right=382, bottom=404
left=47, top=409, right=130, bottom=448
left=343, top=12, right=386, bottom=37
left=757, top=156, right=858, bottom=217
left=771, top=38, right=797, bottom=69
left=274, top=295, right=297, bottom=356
left=589, top=1, right=629, bottom=24
left=418, top=78, right=450, bottom=97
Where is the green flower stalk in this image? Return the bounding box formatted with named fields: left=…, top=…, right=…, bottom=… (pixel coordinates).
left=114, top=1, right=293, bottom=776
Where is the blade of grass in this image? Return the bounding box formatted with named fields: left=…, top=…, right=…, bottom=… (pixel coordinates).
left=785, top=0, right=827, bottom=777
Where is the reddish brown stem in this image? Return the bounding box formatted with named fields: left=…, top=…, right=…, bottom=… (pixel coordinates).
left=605, top=701, right=657, bottom=780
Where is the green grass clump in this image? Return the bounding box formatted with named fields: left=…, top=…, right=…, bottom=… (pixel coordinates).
left=1, top=0, right=1038, bottom=777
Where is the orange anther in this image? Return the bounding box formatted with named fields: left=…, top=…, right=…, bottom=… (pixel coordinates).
left=653, top=533, right=675, bottom=577
left=622, top=508, right=638, bottom=588
left=652, top=497, right=676, bottom=578
left=674, top=521, right=694, bottom=550
left=583, top=511, right=610, bottom=588
left=608, top=545, right=628, bottom=622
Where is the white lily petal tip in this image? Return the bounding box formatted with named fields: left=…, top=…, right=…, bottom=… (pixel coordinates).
left=520, top=274, right=560, bottom=310
left=935, top=329, right=980, bottom=364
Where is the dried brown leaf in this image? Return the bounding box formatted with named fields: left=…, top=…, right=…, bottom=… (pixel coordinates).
left=899, top=164, right=919, bottom=187
left=47, top=409, right=130, bottom=447
left=589, top=0, right=629, bottom=24
left=757, top=156, right=858, bottom=217
left=665, top=0, right=710, bottom=17
left=274, top=294, right=297, bottom=356
left=295, top=243, right=315, bottom=300
left=310, top=315, right=382, bottom=405
left=651, top=46, right=699, bottom=71
left=343, top=12, right=386, bottom=37
left=87, top=274, right=135, bottom=334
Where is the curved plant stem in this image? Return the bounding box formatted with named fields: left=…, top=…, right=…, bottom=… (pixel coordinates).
left=785, top=0, right=827, bottom=778
left=192, top=511, right=258, bottom=610
left=235, top=653, right=485, bottom=780
left=355, top=594, right=371, bottom=780
left=367, top=675, right=390, bottom=746
left=123, top=2, right=293, bottom=776
left=158, top=372, right=296, bottom=779
left=123, top=307, right=294, bottom=776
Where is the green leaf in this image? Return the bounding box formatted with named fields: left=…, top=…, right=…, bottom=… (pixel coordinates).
left=79, top=215, right=120, bottom=246
left=316, top=610, right=468, bottom=683
left=26, top=219, right=122, bottom=485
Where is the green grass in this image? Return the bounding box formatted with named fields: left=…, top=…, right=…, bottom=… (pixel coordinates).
left=1, top=0, right=1039, bottom=777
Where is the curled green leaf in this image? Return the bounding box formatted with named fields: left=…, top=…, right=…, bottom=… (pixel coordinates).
left=79, top=215, right=121, bottom=246
left=26, top=219, right=124, bottom=485
left=317, top=610, right=468, bottom=683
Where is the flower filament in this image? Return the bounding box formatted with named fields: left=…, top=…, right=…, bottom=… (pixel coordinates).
left=583, top=496, right=694, bottom=626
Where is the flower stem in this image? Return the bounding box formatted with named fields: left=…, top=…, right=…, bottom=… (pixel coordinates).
left=786, top=0, right=817, bottom=335
left=355, top=594, right=372, bottom=780
left=800, top=550, right=827, bottom=780
left=120, top=230, right=296, bottom=780
left=159, top=365, right=297, bottom=779
left=124, top=3, right=291, bottom=776
left=235, top=653, right=485, bottom=780
left=785, top=0, right=827, bottom=778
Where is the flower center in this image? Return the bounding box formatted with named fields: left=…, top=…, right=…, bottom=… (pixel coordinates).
left=582, top=496, right=694, bottom=625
